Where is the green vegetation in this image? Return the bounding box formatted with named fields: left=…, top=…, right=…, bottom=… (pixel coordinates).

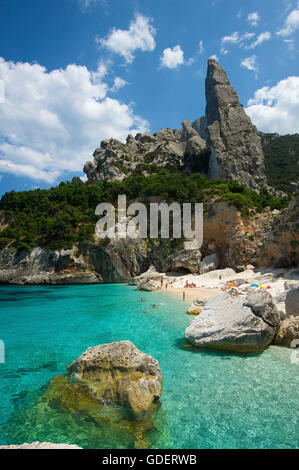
left=0, top=170, right=289, bottom=252
left=262, top=133, right=299, bottom=193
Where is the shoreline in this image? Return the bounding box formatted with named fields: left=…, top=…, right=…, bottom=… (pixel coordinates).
left=160, top=286, right=220, bottom=303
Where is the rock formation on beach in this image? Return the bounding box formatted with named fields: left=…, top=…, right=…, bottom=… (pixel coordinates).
left=67, top=340, right=163, bottom=414
left=185, top=289, right=280, bottom=353
left=204, top=60, right=268, bottom=191
left=84, top=59, right=273, bottom=194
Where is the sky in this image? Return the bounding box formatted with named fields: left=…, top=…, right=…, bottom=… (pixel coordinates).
left=0, top=0, right=298, bottom=195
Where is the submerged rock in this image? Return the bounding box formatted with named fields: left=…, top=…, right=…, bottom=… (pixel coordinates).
left=67, top=341, right=163, bottom=415
left=185, top=290, right=280, bottom=353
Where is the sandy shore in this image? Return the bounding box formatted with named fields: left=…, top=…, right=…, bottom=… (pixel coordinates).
left=161, top=286, right=220, bottom=302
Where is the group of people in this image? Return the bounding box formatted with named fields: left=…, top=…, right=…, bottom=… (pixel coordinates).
left=184, top=280, right=197, bottom=288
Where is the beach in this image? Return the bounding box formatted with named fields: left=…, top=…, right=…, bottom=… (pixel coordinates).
left=161, top=285, right=220, bottom=303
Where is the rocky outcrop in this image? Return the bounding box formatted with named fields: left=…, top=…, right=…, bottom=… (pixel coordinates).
left=67, top=341, right=162, bottom=414
left=285, top=286, right=299, bottom=316
left=84, top=59, right=273, bottom=193
left=187, top=298, right=207, bottom=315
left=274, top=316, right=299, bottom=347
left=162, top=249, right=201, bottom=273
left=204, top=59, right=269, bottom=192
left=0, top=442, right=82, bottom=449
left=0, top=247, right=103, bottom=285
left=199, top=253, right=219, bottom=274
left=185, top=290, right=280, bottom=353
left=139, top=279, right=160, bottom=291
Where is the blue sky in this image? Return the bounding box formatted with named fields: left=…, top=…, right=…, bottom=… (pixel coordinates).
left=0, top=0, right=298, bottom=195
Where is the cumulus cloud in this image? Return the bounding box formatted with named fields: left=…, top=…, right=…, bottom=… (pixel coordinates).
left=245, top=31, right=271, bottom=49
left=160, top=45, right=184, bottom=69
left=0, top=58, right=148, bottom=183
left=277, top=7, right=299, bottom=36
left=209, top=54, right=219, bottom=61
left=97, top=14, right=156, bottom=64
left=247, top=12, right=260, bottom=27
left=241, top=55, right=258, bottom=72
left=245, top=76, right=299, bottom=134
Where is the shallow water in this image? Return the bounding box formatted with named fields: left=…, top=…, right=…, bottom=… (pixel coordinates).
left=0, top=284, right=298, bottom=449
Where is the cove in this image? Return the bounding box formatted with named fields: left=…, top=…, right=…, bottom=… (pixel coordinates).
left=0, top=284, right=298, bottom=449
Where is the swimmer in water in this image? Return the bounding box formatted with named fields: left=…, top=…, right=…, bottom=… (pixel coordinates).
left=153, top=304, right=157, bottom=308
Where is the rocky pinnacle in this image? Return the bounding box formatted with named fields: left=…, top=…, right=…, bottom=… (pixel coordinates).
left=205, top=59, right=268, bottom=191
left=84, top=59, right=275, bottom=193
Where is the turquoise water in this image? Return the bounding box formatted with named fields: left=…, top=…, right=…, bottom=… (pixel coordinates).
left=0, top=284, right=298, bottom=449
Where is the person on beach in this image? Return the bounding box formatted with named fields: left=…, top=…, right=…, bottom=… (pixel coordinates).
left=183, top=291, right=186, bottom=301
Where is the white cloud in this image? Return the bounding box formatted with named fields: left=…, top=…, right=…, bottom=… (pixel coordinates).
left=277, top=7, right=299, bottom=36
left=241, top=55, right=258, bottom=72
left=247, top=12, right=260, bottom=27
left=222, top=31, right=240, bottom=45
left=97, top=14, right=156, bottom=64
left=220, top=31, right=255, bottom=53
left=199, top=40, right=204, bottom=54
left=0, top=58, right=148, bottom=183
left=110, top=76, right=128, bottom=92
left=245, top=31, right=271, bottom=49
left=284, top=38, right=295, bottom=50
left=245, top=76, right=299, bottom=134
left=160, top=45, right=184, bottom=69
left=209, top=54, right=219, bottom=61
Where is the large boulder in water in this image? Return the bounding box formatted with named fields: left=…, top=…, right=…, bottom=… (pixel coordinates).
left=67, top=341, right=162, bottom=414
left=185, top=290, right=280, bottom=353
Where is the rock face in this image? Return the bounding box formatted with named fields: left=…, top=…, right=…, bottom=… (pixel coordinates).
left=185, top=290, right=280, bottom=352
left=205, top=59, right=268, bottom=191
left=139, top=279, right=160, bottom=291
left=0, top=442, right=82, bottom=449
left=162, top=249, right=201, bottom=273
left=199, top=253, right=219, bottom=275
left=67, top=341, right=162, bottom=414
left=0, top=247, right=103, bottom=285
left=255, top=195, right=299, bottom=268
left=84, top=59, right=271, bottom=193
left=285, top=286, right=299, bottom=317
left=274, top=316, right=299, bottom=347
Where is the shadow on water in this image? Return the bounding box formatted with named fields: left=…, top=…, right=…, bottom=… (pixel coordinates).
left=1, top=360, right=58, bottom=379
left=173, top=338, right=265, bottom=359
